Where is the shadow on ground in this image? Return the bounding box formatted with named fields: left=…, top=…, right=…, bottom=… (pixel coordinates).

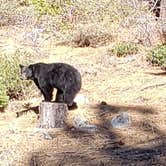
left=29, top=102, right=166, bottom=165
left=92, top=102, right=156, bottom=114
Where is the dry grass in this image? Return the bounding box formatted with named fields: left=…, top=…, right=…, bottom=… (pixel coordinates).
left=0, top=25, right=166, bottom=166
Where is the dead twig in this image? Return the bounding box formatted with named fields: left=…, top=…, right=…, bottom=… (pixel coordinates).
left=140, top=82, right=166, bottom=91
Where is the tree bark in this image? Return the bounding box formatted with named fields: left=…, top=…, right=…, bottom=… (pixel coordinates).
left=39, top=102, right=68, bottom=129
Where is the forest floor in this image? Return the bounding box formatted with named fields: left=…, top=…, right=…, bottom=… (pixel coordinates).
left=0, top=26, right=166, bottom=166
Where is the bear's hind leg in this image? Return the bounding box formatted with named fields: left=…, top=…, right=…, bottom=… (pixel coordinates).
left=63, top=90, right=77, bottom=106
left=55, top=90, right=78, bottom=109
left=55, top=90, right=64, bottom=103
left=64, top=92, right=78, bottom=110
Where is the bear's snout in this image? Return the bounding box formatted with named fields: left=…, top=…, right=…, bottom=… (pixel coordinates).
left=20, top=73, right=28, bottom=80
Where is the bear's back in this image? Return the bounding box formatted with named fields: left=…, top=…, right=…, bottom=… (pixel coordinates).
left=31, top=62, right=81, bottom=91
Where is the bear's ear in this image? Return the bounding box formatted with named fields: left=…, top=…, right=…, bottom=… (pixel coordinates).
left=19, top=64, right=24, bottom=69
left=29, top=65, right=35, bottom=72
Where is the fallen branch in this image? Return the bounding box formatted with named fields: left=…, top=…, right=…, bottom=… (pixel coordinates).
left=140, top=82, right=166, bottom=91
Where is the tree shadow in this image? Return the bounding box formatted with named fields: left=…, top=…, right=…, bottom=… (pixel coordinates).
left=30, top=152, right=104, bottom=166
left=101, top=141, right=166, bottom=165
left=92, top=102, right=166, bottom=165
left=92, top=102, right=156, bottom=115
left=28, top=102, right=166, bottom=165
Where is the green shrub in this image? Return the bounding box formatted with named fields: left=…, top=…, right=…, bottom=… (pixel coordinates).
left=147, top=44, right=166, bottom=67
left=110, top=42, right=138, bottom=57
left=0, top=95, right=9, bottom=107
left=28, top=0, right=71, bottom=16
left=72, top=23, right=114, bottom=47
left=0, top=78, right=9, bottom=107
left=0, top=51, right=31, bottom=103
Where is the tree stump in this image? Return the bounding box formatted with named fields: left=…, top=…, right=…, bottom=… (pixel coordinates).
left=39, top=102, right=68, bottom=129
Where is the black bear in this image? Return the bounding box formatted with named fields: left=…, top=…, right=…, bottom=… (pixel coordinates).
left=19, top=63, right=81, bottom=107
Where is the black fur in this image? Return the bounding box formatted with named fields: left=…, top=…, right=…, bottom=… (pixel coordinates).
left=20, top=63, right=81, bottom=106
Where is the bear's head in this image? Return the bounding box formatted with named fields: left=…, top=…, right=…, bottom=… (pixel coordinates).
left=19, top=64, right=34, bottom=80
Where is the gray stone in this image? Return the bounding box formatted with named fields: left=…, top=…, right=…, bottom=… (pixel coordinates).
left=111, top=112, right=131, bottom=128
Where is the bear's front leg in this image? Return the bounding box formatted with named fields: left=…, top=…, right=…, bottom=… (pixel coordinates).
left=40, top=87, right=53, bottom=102
left=36, top=78, right=53, bottom=102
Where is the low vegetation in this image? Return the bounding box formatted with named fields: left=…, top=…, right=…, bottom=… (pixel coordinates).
left=147, top=44, right=166, bottom=67
left=28, top=0, right=72, bottom=16
left=0, top=79, right=9, bottom=108
left=0, top=51, right=32, bottom=106
left=110, top=42, right=138, bottom=57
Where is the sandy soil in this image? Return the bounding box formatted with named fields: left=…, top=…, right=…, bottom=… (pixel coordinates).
left=0, top=27, right=166, bottom=166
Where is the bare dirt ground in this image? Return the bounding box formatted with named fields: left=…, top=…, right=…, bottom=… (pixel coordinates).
left=0, top=27, right=166, bottom=166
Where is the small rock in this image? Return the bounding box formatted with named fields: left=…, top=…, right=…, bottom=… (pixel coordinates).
left=73, top=116, right=97, bottom=132
left=111, top=112, right=131, bottom=129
